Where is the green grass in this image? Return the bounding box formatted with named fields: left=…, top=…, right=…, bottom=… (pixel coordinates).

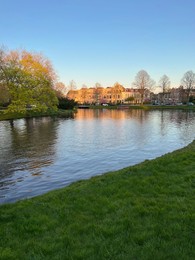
left=0, top=109, right=74, bottom=121
left=124, top=105, right=195, bottom=110
left=88, top=104, right=195, bottom=110
left=141, top=105, right=195, bottom=110
left=0, top=141, right=195, bottom=259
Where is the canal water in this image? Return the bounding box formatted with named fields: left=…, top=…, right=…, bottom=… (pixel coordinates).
left=0, top=109, right=194, bottom=203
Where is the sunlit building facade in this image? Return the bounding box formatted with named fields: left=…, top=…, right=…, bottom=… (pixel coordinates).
left=67, top=85, right=149, bottom=104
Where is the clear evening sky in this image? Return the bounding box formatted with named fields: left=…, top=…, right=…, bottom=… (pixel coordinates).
left=1, top=0, right=195, bottom=90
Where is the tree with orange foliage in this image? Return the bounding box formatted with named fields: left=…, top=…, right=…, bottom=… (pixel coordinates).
left=0, top=48, right=58, bottom=113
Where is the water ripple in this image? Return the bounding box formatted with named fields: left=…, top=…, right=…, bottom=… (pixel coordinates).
left=0, top=110, right=195, bottom=203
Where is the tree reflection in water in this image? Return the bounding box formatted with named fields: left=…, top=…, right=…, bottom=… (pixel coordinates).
left=0, top=117, right=58, bottom=189
left=0, top=109, right=194, bottom=203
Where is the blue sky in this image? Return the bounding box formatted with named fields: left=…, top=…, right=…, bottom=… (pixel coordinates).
left=1, top=0, right=195, bottom=90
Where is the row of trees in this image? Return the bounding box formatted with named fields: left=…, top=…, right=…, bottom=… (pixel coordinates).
left=133, top=70, right=195, bottom=105
left=69, top=70, right=195, bottom=105
left=67, top=71, right=195, bottom=105
left=1, top=47, right=194, bottom=110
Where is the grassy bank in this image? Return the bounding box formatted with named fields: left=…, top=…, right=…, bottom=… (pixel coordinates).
left=0, top=141, right=195, bottom=259
left=119, top=104, right=195, bottom=110
left=0, top=109, right=75, bottom=121
left=88, top=104, right=195, bottom=110
left=139, top=105, right=195, bottom=110
left=1, top=106, right=194, bottom=121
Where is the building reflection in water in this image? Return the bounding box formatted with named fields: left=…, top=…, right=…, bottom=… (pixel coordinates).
left=0, top=109, right=194, bottom=203
left=75, top=108, right=149, bottom=121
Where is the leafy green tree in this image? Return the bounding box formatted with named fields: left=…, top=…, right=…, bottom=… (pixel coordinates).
left=58, top=97, right=77, bottom=110
left=0, top=84, right=10, bottom=106
left=125, top=96, right=134, bottom=103
left=0, top=48, right=58, bottom=113
left=189, top=95, right=195, bottom=104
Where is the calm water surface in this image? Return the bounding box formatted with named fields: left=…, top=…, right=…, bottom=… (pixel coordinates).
left=0, top=109, right=195, bottom=203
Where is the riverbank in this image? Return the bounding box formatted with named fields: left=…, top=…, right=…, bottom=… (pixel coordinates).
left=90, top=104, right=195, bottom=110
left=1, top=105, right=194, bottom=121
left=0, top=141, right=194, bottom=259
left=133, top=104, right=195, bottom=110
left=0, top=109, right=75, bottom=121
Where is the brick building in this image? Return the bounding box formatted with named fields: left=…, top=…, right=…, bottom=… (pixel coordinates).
left=67, top=85, right=150, bottom=105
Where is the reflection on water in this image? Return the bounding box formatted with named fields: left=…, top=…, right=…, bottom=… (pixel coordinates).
left=0, top=117, right=57, bottom=175
left=0, top=117, right=58, bottom=201
left=0, top=109, right=194, bottom=203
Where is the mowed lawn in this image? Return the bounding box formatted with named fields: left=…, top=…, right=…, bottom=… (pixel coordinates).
left=0, top=141, right=194, bottom=259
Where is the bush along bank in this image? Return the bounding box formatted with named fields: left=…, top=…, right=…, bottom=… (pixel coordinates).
left=0, top=108, right=75, bottom=121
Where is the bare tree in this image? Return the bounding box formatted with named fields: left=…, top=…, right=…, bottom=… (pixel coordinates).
left=159, top=75, right=171, bottom=104
left=181, top=70, right=195, bottom=102
left=159, top=75, right=171, bottom=93
left=133, top=70, right=155, bottom=105
left=54, top=82, right=67, bottom=97
left=80, top=87, right=88, bottom=104
left=69, top=80, right=77, bottom=91
left=94, top=82, right=102, bottom=104
left=113, top=82, right=124, bottom=90
left=94, top=82, right=101, bottom=88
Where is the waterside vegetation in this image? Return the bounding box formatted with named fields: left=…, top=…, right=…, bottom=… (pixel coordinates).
left=0, top=141, right=194, bottom=259
left=1, top=47, right=195, bottom=122
left=89, top=104, right=195, bottom=110
left=0, top=108, right=75, bottom=121
left=1, top=104, right=194, bottom=121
